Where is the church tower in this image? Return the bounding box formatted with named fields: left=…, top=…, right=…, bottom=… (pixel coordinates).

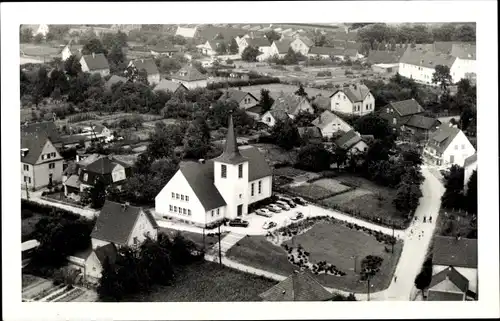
left=213, top=113, right=249, bottom=219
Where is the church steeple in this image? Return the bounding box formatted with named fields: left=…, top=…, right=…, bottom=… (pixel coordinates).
left=216, top=112, right=247, bottom=164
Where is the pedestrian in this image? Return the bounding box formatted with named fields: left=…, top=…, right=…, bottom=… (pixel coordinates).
left=429, top=216, right=432, bottom=223
left=423, top=216, right=426, bottom=223
left=394, top=275, right=397, bottom=282
left=414, top=216, right=418, bottom=222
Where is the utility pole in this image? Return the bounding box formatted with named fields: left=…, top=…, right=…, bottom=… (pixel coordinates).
left=202, top=226, right=206, bottom=253
left=353, top=255, right=357, bottom=273
left=367, top=277, right=371, bottom=301
left=25, top=181, right=29, bottom=200
left=392, top=222, right=395, bottom=254
left=218, top=223, right=222, bottom=265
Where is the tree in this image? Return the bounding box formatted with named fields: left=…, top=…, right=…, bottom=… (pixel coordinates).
left=241, top=46, right=260, bottom=62
left=402, top=148, right=423, bottom=167
left=33, top=33, right=44, bottom=44
left=296, top=144, right=332, bottom=172
left=465, top=169, right=477, bottom=214
left=183, top=116, right=211, bottom=159
left=49, top=69, right=70, bottom=94
left=215, top=42, right=227, bottom=55
left=229, top=38, right=239, bottom=54
left=259, top=89, right=274, bottom=114
left=359, top=255, right=383, bottom=300
left=432, top=24, right=456, bottom=42
left=64, top=55, right=82, bottom=77
left=393, top=181, right=422, bottom=212
left=82, top=176, right=106, bottom=209
left=432, top=65, right=453, bottom=92
left=354, top=114, right=395, bottom=142
left=441, top=164, right=465, bottom=209
left=265, top=30, right=281, bottom=43
left=82, top=38, right=108, bottom=56
left=284, top=47, right=299, bottom=65
left=51, top=86, right=62, bottom=102
left=125, top=65, right=148, bottom=85
left=455, top=25, right=476, bottom=42
left=294, top=84, right=307, bottom=97
left=32, top=67, right=50, bottom=107
left=20, top=28, right=33, bottom=43
left=271, top=118, right=300, bottom=150
left=415, top=256, right=433, bottom=298
left=108, top=44, right=126, bottom=73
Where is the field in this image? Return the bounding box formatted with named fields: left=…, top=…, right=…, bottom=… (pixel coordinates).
left=252, top=143, right=298, bottom=166
left=130, top=261, right=277, bottom=302
left=288, top=184, right=337, bottom=201
left=435, top=209, right=477, bottom=239
left=312, top=178, right=352, bottom=194
left=20, top=43, right=62, bottom=59
left=273, top=166, right=309, bottom=178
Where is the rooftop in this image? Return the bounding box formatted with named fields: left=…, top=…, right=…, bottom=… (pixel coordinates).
left=432, top=236, right=478, bottom=268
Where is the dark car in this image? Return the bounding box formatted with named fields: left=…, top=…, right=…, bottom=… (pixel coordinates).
left=228, top=218, right=249, bottom=227
left=279, top=197, right=297, bottom=208
left=292, top=197, right=307, bottom=206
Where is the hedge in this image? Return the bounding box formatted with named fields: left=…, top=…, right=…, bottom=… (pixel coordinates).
left=21, top=199, right=84, bottom=222
left=207, top=77, right=280, bottom=90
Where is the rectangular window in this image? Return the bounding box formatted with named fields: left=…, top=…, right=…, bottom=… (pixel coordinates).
left=176, top=193, right=180, bottom=199
left=23, top=164, right=29, bottom=171
left=169, top=205, right=173, bottom=211
left=183, top=208, right=186, bottom=215
left=171, top=192, right=175, bottom=199
left=83, top=173, right=88, bottom=182
left=455, top=145, right=458, bottom=150
left=41, top=154, right=45, bottom=160
left=221, top=164, right=227, bottom=178
left=186, top=196, right=189, bottom=202
left=188, top=209, right=191, bottom=216
left=461, top=144, right=465, bottom=149
left=49, top=163, right=55, bottom=169
left=174, top=206, right=177, bottom=212
left=181, top=195, right=184, bottom=201
left=133, top=237, right=138, bottom=245
left=217, top=208, right=220, bottom=215
left=238, top=164, right=243, bottom=178
left=211, top=210, right=214, bottom=217
left=251, top=183, right=255, bottom=196
left=258, top=180, right=262, bottom=194
left=51, top=152, right=56, bottom=157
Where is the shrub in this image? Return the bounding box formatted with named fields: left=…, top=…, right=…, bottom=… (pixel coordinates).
left=21, top=209, right=34, bottom=219
left=294, top=66, right=302, bottom=72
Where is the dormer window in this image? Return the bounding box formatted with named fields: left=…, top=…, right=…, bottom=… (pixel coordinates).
left=221, top=164, right=227, bottom=178
left=238, top=164, right=243, bottom=178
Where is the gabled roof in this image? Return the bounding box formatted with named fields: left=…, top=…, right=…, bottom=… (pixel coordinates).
left=149, top=45, right=181, bottom=53
left=428, top=124, right=464, bottom=154
left=367, top=50, right=404, bottom=64
left=432, top=236, right=478, bottom=268
left=451, top=43, right=476, bottom=60
left=21, top=121, right=61, bottom=144
left=343, top=48, right=359, bottom=57
left=433, top=41, right=475, bottom=55
left=218, top=89, right=258, bottom=104
left=171, top=65, right=207, bottom=82
left=273, top=40, right=292, bottom=54
left=175, top=26, right=198, bottom=38
left=246, top=37, right=271, bottom=48
left=94, top=243, right=118, bottom=265
left=297, top=126, right=323, bottom=139
left=294, top=36, right=314, bottom=47
left=21, top=133, right=57, bottom=165
left=335, top=130, right=364, bottom=150
left=428, top=266, right=469, bottom=293
left=427, top=290, right=465, bottom=301
left=269, top=109, right=292, bottom=122
left=198, top=26, right=247, bottom=41
left=311, top=95, right=331, bottom=110
left=105, top=75, right=127, bottom=90
left=259, top=271, right=332, bottom=301
left=129, top=59, right=159, bottom=75
left=84, top=156, right=127, bottom=174
left=81, top=53, right=110, bottom=71
left=399, top=47, right=456, bottom=69
left=331, top=84, right=370, bottom=103
left=388, top=99, right=425, bottom=117
left=464, top=153, right=477, bottom=168
left=154, top=79, right=187, bottom=93
left=404, top=114, right=440, bottom=130
left=90, top=201, right=146, bottom=246
left=312, top=110, right=351, bottom=131
left=271, top=93, right=310, bottom=116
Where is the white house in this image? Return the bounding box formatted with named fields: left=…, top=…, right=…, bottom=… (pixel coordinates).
left=261, top=109, right=292, bottom=128
left=127, top=59, right=161, bottom=85
left=463, top=153, right=477, bottom=192
left=67, top=244, right=117, bottom=283
left=426, top=266, right=469, bottom=301
left=61, top=40, right=83, bottom=61
left=330, top=84, right=375, bottom=116
left=90, top=201, right=159, bottom=250
left=449, top=44, right=476, bottom=84
left=21, top=24, right=50, bottom=37
left=423, top=123, right=475, bottom=167
left=155, top=114, right=273, bottom=227
left=269, top=40, right=292, bottom=59
left=311, top=110, right=353, bottom=138
left=170, top=64, right=208, bottom=89
left=238, top=37, right=272, bottom=61
left=175, top=26, right=198, bottom=38
left=290, top=36, right=314, bottom=55
left=218, top=89, right=259, bottom=110
left=79, top=53, right=110, bottom=77
left=432, top=236, right=478, bottom=299
left=334, top=130, right=370, bottom=155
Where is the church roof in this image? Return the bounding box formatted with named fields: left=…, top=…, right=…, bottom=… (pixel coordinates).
left=215, top=113, right=248, bottom=164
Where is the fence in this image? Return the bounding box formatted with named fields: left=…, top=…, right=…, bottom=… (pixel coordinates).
left=40, top=195, right=88, bottom=210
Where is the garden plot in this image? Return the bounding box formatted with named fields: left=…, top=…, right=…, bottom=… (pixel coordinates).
left=287, top=183, right=337, bottom=201
left=312, top=178, right=352, bottom=194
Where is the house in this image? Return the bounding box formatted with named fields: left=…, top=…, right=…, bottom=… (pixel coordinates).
left=426, top=266, right=469, bottom=301
left=21, top=132, right=64, bottom=190
left=297, top=126, right=323, bottom=144
left=312, top=110, right=353, bottom=138
left=60, top=134, right=94, bottom=149
left=449, top=43, right=476, bottom=83
left=335, top=130, right=369, bottom=154
left=197, top=26, right=248, bottom=43
left=330, top=84, right=375, bottom=116
left=311, top=95, right=331, bottom=111
left=401, top=114, right=441, bottom=139
left=154, top=79, right=188, bottom=95
left=127, top=59, right=160, bottom=85
left=63, top=154, right=132, bottom=196
left=200, top=40, right=226, bottom=56
left=155, top=114, right=273, bottom=227
left=67, top=243, right=118, bottom=283
left=175, top=26, right=198, bottom=38
left=21, top=24, right=50, bottom=37
left=307, top=47, right=336, bottom=59
left=423, top=123, right=475, bottom=167
left=238, top=37, right=270, bottom=54
left=104, top=75, right=128, bottom=91
left=270, top=92, right=314, bottom=118
left=372, top=63, right=399, bottom=75
left=218, top=89, right=259, bottom=110
left=61, top=40, right=83, bottom=61
left=80, top=125, right=113, bottom=141
left=261, top=110, right=291, bottom=127
left=367, top=50, right=404, bottom=65
left=290, top=36, right=314, bottom=55
left=245, top=105, right=264, bottom=120
left=91, top=201, right=159, bottom=250
left=79, top=53, right=110, bottom=77
left=269, top=40, right=292, bottom=59
left=110, top=24, right=141, bottom=35
left=259, top=270, right=333, bottom=301
left=432, top=236, right=478, bottom=298
left=150, top=45, right=182, bottom=58
left=463, top=153, right=477, bottom=192
left=379, top=98, right=426, bottom=128
left=170, top=64, right=208, bottom=89
left=21, top=121, right=62, bottom=149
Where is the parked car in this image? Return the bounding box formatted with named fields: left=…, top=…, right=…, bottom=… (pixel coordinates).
left=276, top=200, right=290, bottom=211
left=255, top=208, right=273, bottom=217
left=290, top=211, right=304, bottom=221
left=262, top=221, right=277, bottom=230
left=267, top=204, right=282, bottom=213
left=279, top=196, right=296, bottom=208
left=228, top=218, right=249, bottom=227
left=292, top=197, right=307, bottom=206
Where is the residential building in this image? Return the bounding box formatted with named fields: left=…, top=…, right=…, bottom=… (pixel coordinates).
left=79, top=125, right=113, bottom=141
left=426, top=266, right=469, bottom=301
left=297, top=126, right=323, bottom=144
left=372, top=63, right=399, bottom=75
left=20, top=24, right=50, bottom=37
left=432, top=236, right=478, bottom=299
left=269, top=40, right=292, bottom=59
left=155, top=114, right=273, bottom=227
left=67, top=243, right=117, bottom=284
left=290, top=36, right=314, bottom=55
left=21, top=133, right=64, bottom=190
left=91, top=201, right=159, bottom=250
left=379, top=98, right=426, bottom=128
left=311, top=95, right=331, bottom=111
left=21, top=121, right=62, bottom=149
left=61, top=40, right=83, bottom=61
left=270, top=92, right=314, bottom=117
left=150, top=45, right=182, bottom=58
left=366, top=49, right=405, bottom=65
left=238, top=37, right=271, bottom=55
left=261, top=109, right=292, bottom=128
left=79, top=53, right=110, bottom=77
left=127, top=59, right=160, bottom=85
left=104, top=75, right=128, bottom=91
left=154, top=79, right=188, bottom=95
left=307, top=46, right=336, bottom=59
left=423, top=123, right=475, bottom=167
left=401, top=114, right=442, bottom=140
left=110, top=24, right=141, bottom=35
left=245, top=105, right=263, bottom=121
left=259, top=271, right=333, bottom=301
left=311, top=110, right=353, bottom=138
left=200, top=40, right=226, bottom=56
left=170, top=64, right=208, bottom=89
left=175, top=26, right=198, bottom=38
left=449, top=43, right=476, bottom=84
left=335, top=130, right=370, bottom=154
left=330, top=84, right=375, bottom=116
left=463, top=153, right=477, bottom=192
left=218, top=89, right=259, bottom=110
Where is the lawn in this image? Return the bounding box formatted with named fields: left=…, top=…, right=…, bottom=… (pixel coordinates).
left=435, top=209, right=477, bottom=239
left=226, top=235, right=296, bottom=277
left=159, top=227, right=228, bottom=250
left=252, top=143, right=298, bottom=165
left=288, top=183, right=336, bottom=201
left=312, top=178, right=352, bottom=194
left=273, top=166, right=309, bottom=178
left=20, top=43, right=61, bottom=57
left=130, top=261, right=277, bottom=302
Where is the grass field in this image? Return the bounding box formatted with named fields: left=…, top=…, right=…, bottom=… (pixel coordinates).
left=273, top=167, right=309, bottom=178
left=252, top=143, right=298, bottom=165
left=159, top=227, right=228, bottom=250
left=288, top=183, right=336, bottom=201
left=130, top=261, right=277, bottom=302
left=20, top=43, right=61, bottom=57
left=312, top=178, right=352, bottom=194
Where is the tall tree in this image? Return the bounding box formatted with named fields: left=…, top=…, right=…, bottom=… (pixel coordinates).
left=359, top=255, right=383, bottom=300
left=20, top=27, right=34, bottom=43
left=294, top=84, right=308, bottom=98
left=82, top=176, right=107, bottom=209
left=107, top=44, right=126, bottom=73
left=454, top=25, right=476, bottom=42
left=432, top=65, right=453, bottom=93
left=265, top=30, right=281, bottom=44
left=259, top=89, right=274, bottom=114
left=441, top=164, right=465, bottom=209
left=215, top=42, right=227, bottom=55
left=229, top=38, right=239, bottom=54
left=415, top=256, right=433, bottom=297
left=465, top=169, right=477, bottom=214
left=241, top=46, right=260, bottom=62
left=183, top=116, right=212, bottom=159
left=64, top=55, right=82, bottom=77
left=296, top=144, right=332, bottom=172
left=270, top=118, right=300, bottom=150
left=82, top=38, right=108, bottom=56
left=393, top=181, right=422, bottom=213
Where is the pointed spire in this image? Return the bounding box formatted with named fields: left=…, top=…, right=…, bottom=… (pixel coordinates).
left=216, top=112, right=247, bottom=164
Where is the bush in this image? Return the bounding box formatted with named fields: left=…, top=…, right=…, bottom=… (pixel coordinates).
left=293, top=66, right=302, bottom=72
left=207, top=77, right=280, bottom=90
left=22, top=209, right=34, bottom=219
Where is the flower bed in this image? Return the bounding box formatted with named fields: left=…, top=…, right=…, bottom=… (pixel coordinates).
left=32, top=284, right=66, bottom=301
left=54, top=288, right=85, bottom=302
left=312, top=178, right=352, bottom=194
left=43, top=285, right=72, bottom=302
left=283, top=244, right=347, bottom=277
left=286, top=184, right=336, bottom=201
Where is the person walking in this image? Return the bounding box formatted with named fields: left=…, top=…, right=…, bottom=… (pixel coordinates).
left=394, top=275, right=397, bottom=282
left=429, top=216, right=432, bottom=223
left=423, top=216, right=426, bottom=223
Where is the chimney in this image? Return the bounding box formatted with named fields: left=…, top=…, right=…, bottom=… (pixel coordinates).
left=198, top=158, right=206, bottom=164
left=21, top=148, right=29, bottom=157
left=92, top=52, right=95, bottom=58
left=122, top=202, right=130, bottom=211
left=141, top=59, right=144, bottom=63
left=318, top=114, right=322, bottom=124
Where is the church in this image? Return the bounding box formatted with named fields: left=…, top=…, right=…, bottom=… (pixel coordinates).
left=155, top=114, right=273, bottom=227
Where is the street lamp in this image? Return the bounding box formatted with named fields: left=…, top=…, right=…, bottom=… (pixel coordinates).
left=351, top=255, right=357, bottom=273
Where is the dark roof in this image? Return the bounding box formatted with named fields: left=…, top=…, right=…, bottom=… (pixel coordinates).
left=218, top=89, right=258, bottom=104
left=144, top=210, right=159, bottom=229
left=343, top=48, right=359, bottom=57
left=215, top=114, right=247, bottom=164
left=388, top=99, right=425, bottom=117
left=404, top=114, right=441, bottom=130
left=81, top=53, right=110, bottom=71
left=94, top=243, right=118, bottom=266
left=433, top=41, right=475, bottom=56
left=427, top=290, right=465, bottom=301
left=130, top=59, right=159, bottom=75
left=270, top=109, right=292, bottom=122
left=432, top=236, right=478, bottom=268
left=309, top=46, right=336, bottom=56
left=331, top=84, right=370, bottom=103
left=171, top=65, right=207, bottom=82
left=198, top=26, right=247, bottom=41
left=154, top=79, right=187, bottom=93
left=311, top=95, right=331, bottom=110
left=367, top=50, right=404, bottom=64
left=273, top=40, right=292, bottom=54
left=21, top=121, right=61, bottom=144
left=91, top=201, right=144, bottom=245
left=399, top=47, right=456, bottom=69
left=70, top=246, right=93, bottom=260
left=464, top=153, right=477, bottom=168
left=246, top=105, right=263, bottom=114
left=259, top=271, right=332, bottom=301
left=105, top=75, right=127, bottom=90
left=450, top=43, right=476, bottom=60
left=428, top=266, right=469, bottom=293
left=246, top=37, right=271, bottom=48
left=239, top=146, right=273, bottom=181
left=335, top=130, right=363, bottom=150
left=271, top=93, right=310, bottom=116
left=21, top=133, right=54, bottom=165
left=297, top=126, right=323, bottom=139
left=312, top=110, right=350, bottom=130
left=85, top=156, right=119, bottom=174
left=427, top=124, right=463, bottom=154
left=149, top=45, right=181, bottom=53
left=61, top=134, right=91, bottom=145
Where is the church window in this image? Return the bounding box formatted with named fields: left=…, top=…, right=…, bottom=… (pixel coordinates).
left=169, top=205, right=173, bottom=211
left=221, top=164, right=227, bottom=178
left=171, top=192, right=175, bottom=199
left=258, top=180, right=262, bottom=194
left=188, top=209, right=191, bottom=216
left=251, top=183, right=255, bottom=196
left=238, top=164, right=243, bottom=178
